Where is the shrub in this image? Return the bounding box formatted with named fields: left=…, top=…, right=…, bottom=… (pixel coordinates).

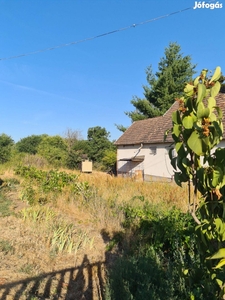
left=15, top=165, right=91, bottom=205
left=0, top=134, right=14, bottom=164
left=106, top=204, right=218, bottom=299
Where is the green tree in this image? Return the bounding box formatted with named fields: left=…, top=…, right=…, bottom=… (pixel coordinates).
left=126, top=42, right=196, bottom=122
left=0, top=134, right=14, bottom=163
left=37, top=135, right=67, bottom=167
left=87, top=126, right=114, bottom=163
left=102, top=149, right=117, bottom=172
left=66, top=139, right=89, bottom=169
left=16, top=134, right=46, bottom=154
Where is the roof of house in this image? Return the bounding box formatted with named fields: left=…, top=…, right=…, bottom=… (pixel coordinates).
left=115, top=93, right=225, bottom=146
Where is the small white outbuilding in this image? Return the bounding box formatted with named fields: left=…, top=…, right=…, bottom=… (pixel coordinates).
left=81, top=159, right=92, bottom=173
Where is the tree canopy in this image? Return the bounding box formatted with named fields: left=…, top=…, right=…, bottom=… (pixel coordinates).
left=66, top=139, right=89, bottom=169
left=0, top=134, right=14, bottom=164
left=87, top=126, right=115, bottom=163
left=0, top=127, right=115, bottom=171
left=66, top=127, right=116, bottom=169
left=126, top=42, right=196, bottom=122
left=37, top=135, right=67, bottom=167
left=16, top=135, right=46, bottom=155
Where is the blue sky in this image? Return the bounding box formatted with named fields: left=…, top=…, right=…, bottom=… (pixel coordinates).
left=0, top=0, right=224, bottom=142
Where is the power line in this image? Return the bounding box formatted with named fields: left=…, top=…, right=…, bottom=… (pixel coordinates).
left=0, top=6, right=193, bottom=61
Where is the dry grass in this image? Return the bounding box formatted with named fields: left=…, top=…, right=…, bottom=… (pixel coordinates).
left=49, top=170, right=191, bottom=238
left=0, top=166, right=192, bottom=299
left=0, top=166, right=191, bottom=236
left=0, top=163, right=190, bottom=211
left=79, top=171, right=190, bottom=210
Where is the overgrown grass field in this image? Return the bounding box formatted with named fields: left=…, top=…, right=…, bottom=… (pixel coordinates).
left=0, top=162, right=209, bottom=299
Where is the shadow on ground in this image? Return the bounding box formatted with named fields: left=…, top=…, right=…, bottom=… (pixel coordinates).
left=0, top=254, right=106, bottom=300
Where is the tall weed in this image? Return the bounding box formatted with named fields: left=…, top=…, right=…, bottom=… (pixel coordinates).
left=20, top=206, right=92, bottom=255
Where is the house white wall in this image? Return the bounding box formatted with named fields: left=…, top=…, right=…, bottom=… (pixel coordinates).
left=216, top=140, right=225, bottom=150
left=117, top=141, right=225, bottom=180
left=117, top=144, right=174, bottom=180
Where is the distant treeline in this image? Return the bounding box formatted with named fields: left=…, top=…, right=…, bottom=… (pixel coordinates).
left=0, top=126, right=116, bottom=171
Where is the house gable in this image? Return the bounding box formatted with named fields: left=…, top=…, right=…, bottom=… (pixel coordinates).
left=115, top=93, right=225, bottom=180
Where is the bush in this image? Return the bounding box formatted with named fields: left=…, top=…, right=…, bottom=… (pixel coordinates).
left=108, top=247, right=176, bottom=300
left=37, top=135, right=67, bottom=168
left=16, top=135, right=45, bottom=155
left=15, top=165, right=91, bottom=205
left=106, top=204, right=218, bottom=299
left=0, top=134, right=14, bottom=164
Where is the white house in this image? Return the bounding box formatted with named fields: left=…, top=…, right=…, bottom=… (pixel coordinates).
left=115, top=93, right=225, bottom=182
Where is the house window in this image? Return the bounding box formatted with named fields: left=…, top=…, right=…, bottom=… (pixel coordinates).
left=149, top=147, right=157, bottom=155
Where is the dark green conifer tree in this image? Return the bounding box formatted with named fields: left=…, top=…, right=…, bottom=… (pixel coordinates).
left=126, top=42, right=196, bottom=121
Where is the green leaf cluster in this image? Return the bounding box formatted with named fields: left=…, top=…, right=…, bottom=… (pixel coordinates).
left=169, top=67, right=223, bottom=189
left=15, top=165, right=91, bottom=205
left=168, top=66, right=225, bottom=297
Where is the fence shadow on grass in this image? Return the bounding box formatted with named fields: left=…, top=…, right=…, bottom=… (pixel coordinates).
left=0, top=254, right=105, bottom=300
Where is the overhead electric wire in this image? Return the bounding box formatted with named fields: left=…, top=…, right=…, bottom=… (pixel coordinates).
left=0, top=6, right=195, bottom=61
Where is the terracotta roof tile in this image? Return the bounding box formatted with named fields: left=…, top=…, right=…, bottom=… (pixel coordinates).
left=115, top=93, right=225, bottom=146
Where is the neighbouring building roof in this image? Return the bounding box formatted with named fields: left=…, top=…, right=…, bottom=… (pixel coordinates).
left=115, top=93, right=225, bottom=146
